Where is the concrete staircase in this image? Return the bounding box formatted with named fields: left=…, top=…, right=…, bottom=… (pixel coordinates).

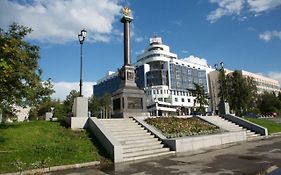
left=198, top=115, right=262, bottom=141
left=99, top=118, right=174, bottom=162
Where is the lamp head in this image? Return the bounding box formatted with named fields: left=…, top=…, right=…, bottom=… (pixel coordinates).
left=220, top=62, right=224, bottom=68
left=81, top=29, right=87, bottom=38
left=78, top=34, right=84, bottom=44
left=214, top=64, right=218, bottom=70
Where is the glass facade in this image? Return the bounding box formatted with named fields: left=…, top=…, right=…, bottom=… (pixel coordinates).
left=93, top=76, right=121, bottom=97
left=146, top=70, right=168, bottom=86
left=145, top=61, right=169, bottom=87
left=169, top=63, right=208, bottom=92
left=135, top=65, right=145, bottom=89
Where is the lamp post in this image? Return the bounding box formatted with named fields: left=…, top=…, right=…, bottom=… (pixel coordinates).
left=214, top=62, right=225, bottom=102
left=78, top=29, right=87, bottom=97
left=214, top=62, right=228, bottom=115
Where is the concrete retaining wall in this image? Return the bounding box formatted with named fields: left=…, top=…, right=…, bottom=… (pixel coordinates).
left=87, top=117, right=123, bottom=163
left=222, top=114, right=268, bottom=136
left=133, top=116, right=246, bottom=152
left=165, top=131, right=246, bottom=152
left=68, top=117, right=89, bottom=129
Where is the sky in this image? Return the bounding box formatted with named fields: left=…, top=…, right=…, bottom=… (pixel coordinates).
left=1, top=0, right=281, bottom=100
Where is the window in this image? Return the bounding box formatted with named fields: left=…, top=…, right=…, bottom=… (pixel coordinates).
left=188, top=99, right=191, bottom=102
left=153, top=90, right=155, bottom=94
left=157, top=90, right=159, bottom=94
left=160, top=90, right=163, bottom=94
left=182, top=98, right=185, bottom=102
left=175, top=98, right=178, bottom=102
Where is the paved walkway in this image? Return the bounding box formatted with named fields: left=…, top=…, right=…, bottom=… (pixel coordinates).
left=48, top=136, right=281, bottom=175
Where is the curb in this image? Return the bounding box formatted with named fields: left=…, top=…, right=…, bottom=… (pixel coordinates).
left=1, top=161, right=100, bottom=175
left=270, top=132, right=281, bottom=136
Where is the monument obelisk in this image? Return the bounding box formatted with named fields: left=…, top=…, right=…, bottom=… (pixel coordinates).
left=111, top=7, right=148, bottom=118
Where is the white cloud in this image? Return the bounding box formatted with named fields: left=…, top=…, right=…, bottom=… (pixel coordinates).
left=259, top=30, right=281, bottom=41
left=0, top=0, right=122, bottom=44
left=207, top=0, right=244, bottom=23
left=248, top=0, right=281, bottom=13
left=181, top=50, right=189, bottom=54
left=207, top=0, right=281, bottom=23
left=135, top=36, right=144, bottom=43
left=181, top=55, right=209, bottom=67
left=52, top=81, right=95, bottom=100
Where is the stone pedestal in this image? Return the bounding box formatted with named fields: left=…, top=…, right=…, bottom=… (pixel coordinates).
left=219, top=101, right=230, bottom=115
left=112, top=86, right=149, bottom=118
left=72, top=97, right=88, bottom=117
left=45, top=112, right=53, bottom=121
left=112, top=65, right=149, bottom=118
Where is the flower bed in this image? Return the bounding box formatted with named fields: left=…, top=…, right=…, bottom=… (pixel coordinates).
left=144, top=117, right=221, bottom=138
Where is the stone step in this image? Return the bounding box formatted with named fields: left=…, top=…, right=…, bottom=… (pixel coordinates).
left=122, top=140, right=163, bottom=149
left=108, top=129, right=147, bottom=135
left=117, top=134, right=155, bottom=142
left=100, top=121, right=138, bottom=125
left=100, top=123, right=138, bottom=127
left=247, top=133, right=259, bottom=137
left=113, top=132, right=151, bottom=138
left=99, top=121, right=136, bottom=125
left=123, top=147, right=170, bottom=158
left=107, top=127, right=145, bottom=132
left=123, top=151, right=175, bottom=162
left=99, top=119, right=133, bottom=122
left=247, top=136, right=262, bottom=141
left=121, top=137, right=159, bottom=145
left=123, top=144, right=164, bottom=153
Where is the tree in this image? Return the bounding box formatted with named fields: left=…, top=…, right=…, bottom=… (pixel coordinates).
left=222, top=70, right=257, bottom=116
left=28, top=99, right=66, bottom=121
left=257, top=92, right=281, bottom=115
left=64, top=90, right=80, bottom=115
left=0, top=23, right=53, bottom=120
left=88, top=95, right=101, bottom=117
left=191, top=83, right=209, bottom=112
left=88, top=93, right=112, bottom=118
left=278, top=92, right=281, bottom=102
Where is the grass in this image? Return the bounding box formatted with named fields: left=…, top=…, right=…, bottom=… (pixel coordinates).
left=145, top=117, right=221, bottom=138
left=245, top=118, right=281, bottom=134
left=0, top=121, right=100, bottom=173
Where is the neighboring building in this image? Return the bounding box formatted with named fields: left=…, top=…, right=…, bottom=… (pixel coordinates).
left=94, top=36, right=213, bottom=116
left=14, top=105, right=30, bottom=122
left=208, top=69, right=281, bottom=114
left=240, top=70, right=280, bottom=94
left=93, top=71, right=121, bottom=98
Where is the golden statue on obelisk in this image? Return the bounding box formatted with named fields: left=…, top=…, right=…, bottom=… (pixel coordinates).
left=121, top=6, right=131, bottom=17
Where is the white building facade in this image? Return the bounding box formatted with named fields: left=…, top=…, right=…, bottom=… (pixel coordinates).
left=134, top=37, right=213, bottom=116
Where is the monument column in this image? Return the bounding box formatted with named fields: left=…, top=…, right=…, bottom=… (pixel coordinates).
left=111, top=7, right=149, bottom=118
left=121, top=13, right=132, bottom=66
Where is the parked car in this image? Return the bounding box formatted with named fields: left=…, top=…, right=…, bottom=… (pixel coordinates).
left=264, top=112, right=277, bottom=117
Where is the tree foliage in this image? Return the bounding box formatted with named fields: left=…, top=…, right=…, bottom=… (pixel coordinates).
left=88, top=93, right=112, bottom=118
left=257, top=92, right=281, bottom=115
left=221, top=70, right=257, bottom=116
left=191, top=83, right=209, bottom=112
left=64, top=90, right=80, bottom=115
left=0, top=23, right=53, bottom=118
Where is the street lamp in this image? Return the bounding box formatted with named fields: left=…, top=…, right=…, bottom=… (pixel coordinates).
left=214, top=61, right=225, bottom=101
left=78, top=29, right=87, bottom=97
left=214, top=61, right=228, bottom=115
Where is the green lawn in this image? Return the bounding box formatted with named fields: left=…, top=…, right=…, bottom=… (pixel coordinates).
left=145, top=117, right=221, bottom=138
left=245, top=118, right=281, bottom=134
left=0, top=121, right=99, bottom=173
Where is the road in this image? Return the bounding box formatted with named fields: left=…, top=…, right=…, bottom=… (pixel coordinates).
left=47, top=135, right=281, bottom=175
